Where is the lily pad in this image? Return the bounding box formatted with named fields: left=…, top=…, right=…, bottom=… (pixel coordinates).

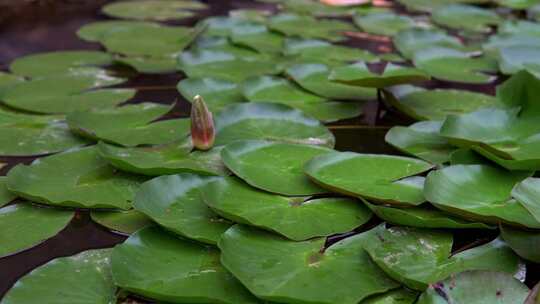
left=0, top=109, right=90, bottom=156
left=98, top=140, right=227, bottom=176
left=497, top=0, right=540, bottom=8
left=286, top=63, right=377, bottom=100
left=230, top=23, right=285, bottom=54
left=202, top=176, right=371, bottom=240
left=7, top=146, right=144, bottom=210
left=214, top=102, right=335, bottom=147
left=511, top=177, right=540, bottom=222
left=424, top=164, right=540, bottom=228
left=77, top=20, right=159, bottom=42
left=268, top=13, right=354, bottom=42
left=177, top=77, right=245, bottom=113
left=496, top=45, right=540, bottom=77
left=1, top=249, right=116, bottom=304
left=305, top=151, right=433, bottom=206
left=102, top=0, right=207, bottom=21
left=241, top=75, right=363, bottom=122
left=432, top=4, right=501, bottom=33
left=116, top=56, right=178, bottom=74
left=416, top=270, right=529, bottom=304
left=221, top=140, right=332, bottom=195
left=111, top=226, right=260, bottom=304
left=9, top=51, right=113, bottom=77
left=133, top=174, right=232, bottom=244
left=0, top=203, right=74, bottom=257
left=365, top=201, right=493, bottom=229
left=397, top=0, right=490, bottom=12
left=67, top=103, right=189, bottom=147
left=363, top=225, right=520, bottom=290
left=354, top=13, right=418, bottom=37
left=329, top=62, right=430, bottom=88
left=0, top=177, right=16, bottom=208
left=383, top=85, right=500, bottom=120
left=361, top=288, right=418, bottom=304
left=283, top=38, right=378, bottom=63
left=393, top=28, right=464, bottom=60
left=500, top=225, right=540, bottom=263
left=218, top=224, right=399, bottom=304
left=91, top=209, right=152, bottom=235
left=0, top=71, right=24, bottom=88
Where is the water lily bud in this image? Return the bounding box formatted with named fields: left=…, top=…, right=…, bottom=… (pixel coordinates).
left=191, top=95, right=215, bottom=150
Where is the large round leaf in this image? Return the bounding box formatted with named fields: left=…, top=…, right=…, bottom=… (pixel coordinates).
left=116, top=55, right=178, bottom=74
left=329, top=62, right=430, bottom=88
left=285, top=63, right=376, bottom=101
left=134, top=174, right=232, bottom=244
left=431, top=4, right=501, bottom=33
left=0, top=109, right=90, bottom=156
left=424, top=164, right=540, bottom=228
left=9, top=51, right=113, bottom=77
left=218, top=224, right=399, bottom=304
left=67, top=103, right=190, bottom=147
left=98, top=140, right=227, bottom=176
left=7, top=146, right=145, bottom=210
left=305, top=151, right=433, bottom=206
left=283, top=38, right=378, bottom=63
left=0, top=177, right=16, bottom=208
left=501, top=225, right=540, bottom=263
left=1, top=249, right=116, bottom=304
left=0, top=203, right=74, bottom=257
left=202, top=177, right=371, bottom=241
left=416, top=270, right=529, bottom=304
left=102, top=0, right=207, bottom=21
left=230, top=23, right=285, bottom=54
left=393, top=28, right=464, bottom=59
left=214, top=102, right=335, bottom=147
left=0, top=71, right=24, bottom=90
left=221, top=140, right=331, bottom=195
left=363, top=225, right=520, bottom=290
left=111, top=226, right=259, bottom=304
left=268, top=13, right=354, bottom=42
left=77, top=20, right=158, bottom=42
left=91, top=209, right=152, bottom=235
left=362, top=288, right=419, bottom=304
left=512, top=177, right=540, bottom=222
left=354, top=12, right=417, bottom=37
left=177, top=77, right=245, bottom=113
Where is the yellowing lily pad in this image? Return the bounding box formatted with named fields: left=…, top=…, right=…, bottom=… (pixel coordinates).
left=102, top=0, right=207, bottom=21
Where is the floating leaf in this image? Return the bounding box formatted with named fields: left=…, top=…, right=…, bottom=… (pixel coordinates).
left=329, top=62, right=430, bottom=88
left=431, top=4, right=501, bottom=33
left=214, top=102, right=335, bottom=147
left=7, top=146, right=144, bottom=210
left=497, top=45, right=540, bottom=77
left=286, top=63, right=377, bottom=100
left=354, top=12, right=418, bottom=37
left=134, top=174, right=232, bottom=244
left=363, top=225, right=520, bottom=290
left=512, top=177, right=540, bottom=222
left=393, top=28, right=464, bottom=59
left=384, top=85, right=500, bottom=121
left=424, top=164, right=540, bottom=228
left=117, top=56, right=178, bottom=74
left=0, top=203, right=73, bottom=257
left=102, top=0, right=207, bottom=21
left=283, top=38, right=378, bottom=63
left=230, top=23, right=285, bottom=54
left=501, top=225, right=540, bottom=263
left=218, top=224, right=399, bottom=303
left=268, top=13, right=354, bottom=42
left=361, top=288, right=418, bottom=304
left=67, top=103, right=189, bottom=147
left=91, top=209, right=152, bottom=235
left=279, top=0, right=356, bottom=17
left=397, top=0, right=490, bottom=12
left=203, top=177, right=371, bottom=240
left=0, top=177, right=16, bottom=208
left=177, top=77, right=245, bottom=113
left=0, top=71, right=24, bottom=89
left=111, top=226, right=259, bottom=304
left=416, top=270, right=529, bottom=304
left=305, top=151, right=433, bottom=206
left=241, top=75, right=363, bottom=122
left=497, top=0, right=539, bottom=9
left=77, top=20, right=158, bottom=42
left=221, top=140, right=331, bottom=195
left=1, top=249, right=116, bottom=304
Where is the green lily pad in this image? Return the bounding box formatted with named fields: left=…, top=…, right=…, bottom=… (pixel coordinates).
left=363, top=225, right=520, bottom=290
left=365, top=201, right=493, bottom=229
left=102, top=0, right=207, bottom=21
left=77, top=20, right=158, bottom=42
left=1, top=249, right=116, bottom=304
left=241, top=75, right=363, bottom=122
left=67, top=103, right=189, bottom=147
left=511, top=177, right=540, bottom=222
left=203, top=176, right=371, bottom=240
left=449, top=148, right=490, bottom=165
left=500, top=225, right=540, bottom=263
left=354, top=12, right=418, bottom=37
left=393, top=28, right=464, bottom=59
left=221, top=140, right=332, bottom=195
left=329, top=62, right=430, bottom=88
left=91, top=209, right=152, bottom=235
left=116, top=56, right=178, bottom=74
left=383, top=85, right=500, bottom=120
left=305, top=151, right=433, bottom=206
left=98, top=140, right=227, bottom=176
left=111, top=226, right=260, bottom=304
left=268, top=13, right=354, bottom=42
left=7, top=146, right=144, bottom=210
left=177, top=77, right=245, bottom=113
left=397, top=0, right=490, bottom=12
left=230, top=23, right=285, bottom=54
left=361, top=288, right=419, bottom=304
left=202, top=16, right=253, bottom=37
left=0, top=177, right=16, bottom=208
left=214, top=102, right=335, bottom=147
left=283, top=38, right=378, bottom=63
left=0, top=74, right=135, bottom=114
left=0, top=109, right=90, bottom=156
left=279, top=0, right=356, bottom=17
left=432, top=4, right=501, bottom=33
left=0, top=203, right=74, bottom=257
left=385, top=121, right=455, bottom=164
left=424, top=164, right=540, bottom=228
left=134, top=174, right=232, bottom=245
left=218, top=224, right=399, bottom=304
left=286, top=63, right=377, bottom=101
left=497, top=45, right=540, bottom=77
left=416, top=270, right=529, bottom=304
left=0, top=71, right=24, bottom=88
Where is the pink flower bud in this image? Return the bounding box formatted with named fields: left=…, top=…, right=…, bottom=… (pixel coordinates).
left=191, top=95, right=215, bottom=150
